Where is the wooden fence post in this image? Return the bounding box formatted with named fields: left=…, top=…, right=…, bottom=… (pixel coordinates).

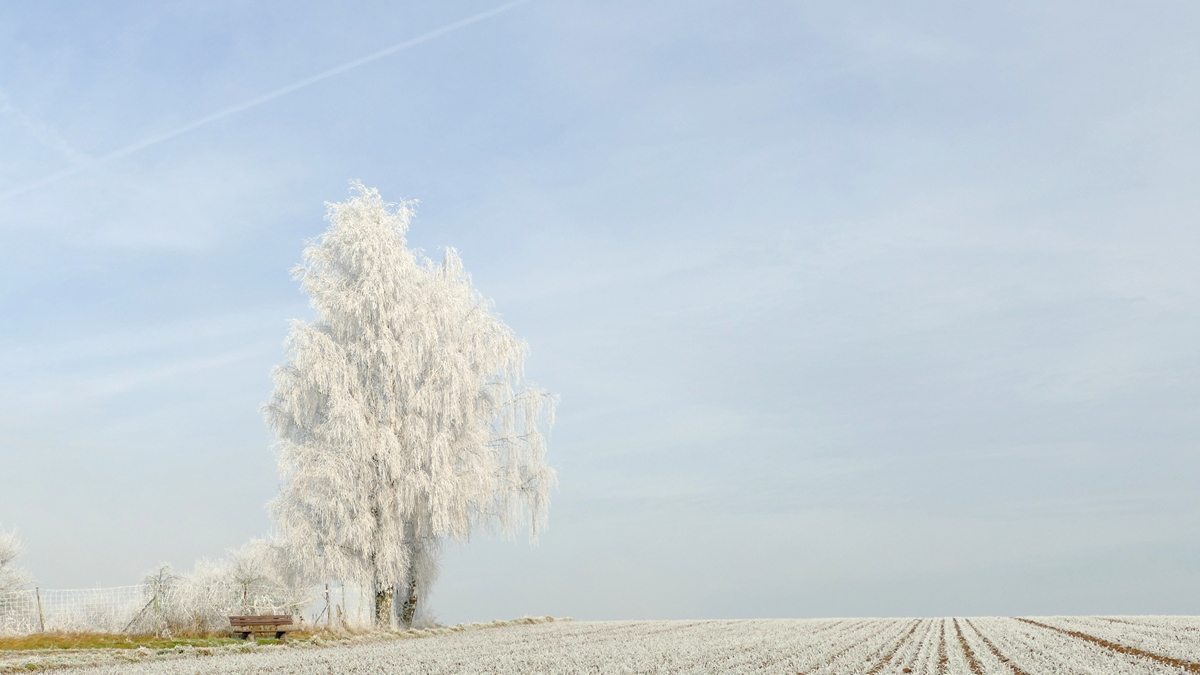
left=35, top=587, right=45, bottom=633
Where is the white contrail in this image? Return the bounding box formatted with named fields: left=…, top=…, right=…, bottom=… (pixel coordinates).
left=0, top=88, right=93, bottom=166
left=0, top=0, right=531, bottom=202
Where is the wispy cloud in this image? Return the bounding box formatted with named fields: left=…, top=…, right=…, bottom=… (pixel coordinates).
left=0, top=88, right=91, bottom=166
left=0, top=0, right=532, bottom=203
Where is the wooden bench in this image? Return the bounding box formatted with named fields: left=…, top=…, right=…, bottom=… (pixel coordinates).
left=229, top=615, right=295, bottom=641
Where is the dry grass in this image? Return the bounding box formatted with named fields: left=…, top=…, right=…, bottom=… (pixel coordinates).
left=0, top=618, right=567, bottom=653
left=0, top=632, right=290, bottom=652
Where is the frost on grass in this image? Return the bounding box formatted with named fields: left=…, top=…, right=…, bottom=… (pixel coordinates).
left=264, top=183, right=556, bottom=627
left=23, top=616, right=1200, bottom=675
left=0, top=617, right=565, bottom=673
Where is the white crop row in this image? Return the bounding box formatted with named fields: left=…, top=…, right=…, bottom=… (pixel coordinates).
left=1034, top=615, right=1200, bottom=663
left=61, top=616, right=1200, bottom=674
left=968, top=617, right=1172, bottom=675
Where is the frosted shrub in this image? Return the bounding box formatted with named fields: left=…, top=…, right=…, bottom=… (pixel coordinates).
left=133, top=541, right=310, bottom=635
left=265, top=184, right=556, bottom=627
left=0, top=526, right=30, bottom=593
left=0, top=526, right=33, bottom=634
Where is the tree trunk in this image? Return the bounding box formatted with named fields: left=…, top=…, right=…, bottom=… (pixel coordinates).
left=374, top=583, right=394, bottom=628
left=398, top=521, right=420, bottom=627
left=369, top=464, right=392, bottom=628
left=399, top=574, right=419, bottom=627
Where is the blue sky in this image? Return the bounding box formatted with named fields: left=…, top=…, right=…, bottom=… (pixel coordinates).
left=2, top=0, right=1199, bottom=622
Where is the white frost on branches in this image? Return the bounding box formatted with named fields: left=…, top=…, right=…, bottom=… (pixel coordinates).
left=265, top=183, right=556, bottom=626
left=0, top=526, right=30, bottom=593
left=130, top=541, right=309, bottom=635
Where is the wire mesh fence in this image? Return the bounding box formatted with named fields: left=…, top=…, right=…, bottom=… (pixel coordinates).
left=0, top=581, right=355, bottom=636
left=0, top=586, right=146, bottom=635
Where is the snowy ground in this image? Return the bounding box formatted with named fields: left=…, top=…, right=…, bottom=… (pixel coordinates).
left=10, top=616, right=1200, bottom=674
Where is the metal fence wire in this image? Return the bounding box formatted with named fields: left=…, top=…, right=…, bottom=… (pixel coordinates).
left=0, top=580, right=323, bottom=636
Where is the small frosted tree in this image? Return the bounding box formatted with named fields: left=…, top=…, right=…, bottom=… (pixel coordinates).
left=146, top=540, right=309, bottom=634
left=0, top=526, right=30, bottom=593
left=265, top=183, right=555, bottom=627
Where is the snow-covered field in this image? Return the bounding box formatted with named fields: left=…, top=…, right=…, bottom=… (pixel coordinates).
left=21, top=616, right=1200, bottom=674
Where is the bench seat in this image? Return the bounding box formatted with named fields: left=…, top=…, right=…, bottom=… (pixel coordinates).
left=229, top=614, right=295, bottom=641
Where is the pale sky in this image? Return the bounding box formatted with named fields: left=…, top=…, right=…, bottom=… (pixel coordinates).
left=2, top=1, right=1199, bottom=623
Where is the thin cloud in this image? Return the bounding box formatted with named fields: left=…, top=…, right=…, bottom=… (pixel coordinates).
left=0, top=88, right=91, bottom=166
left=0, top=0, right=532, bottom=203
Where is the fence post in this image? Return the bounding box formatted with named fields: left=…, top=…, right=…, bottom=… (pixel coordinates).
left=35, top=587, right=45, bottom=633
left=324, top=584, right=330, bottom=628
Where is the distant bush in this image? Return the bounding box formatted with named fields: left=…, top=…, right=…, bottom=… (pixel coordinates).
left=0, top=526, right=30, bottom=593
left=133, top=540, right=309, bottom=636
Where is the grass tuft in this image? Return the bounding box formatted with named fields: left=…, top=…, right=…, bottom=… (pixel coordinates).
left=0, top=633, right=244, bottom=652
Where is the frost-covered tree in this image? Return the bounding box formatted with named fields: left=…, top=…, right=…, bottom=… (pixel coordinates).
left=265, top=183, right=555, bottom=627
left=0, top=526, right=30, bottom=593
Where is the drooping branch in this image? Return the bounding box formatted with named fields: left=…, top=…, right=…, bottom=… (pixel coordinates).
left=265, top=183, right=555, bottom=627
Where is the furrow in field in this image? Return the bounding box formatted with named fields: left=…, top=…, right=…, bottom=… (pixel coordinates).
left=798, top=619, right=914, bottom=675
left=910, top=618, right=946, bottom=675
left=804, top=619, right=917, bottom=674
left=865, top=619, right=921, bottom=675
left=943, top=619, right=980, bottom=675
left=841, top=619, right=920, bottom=674
left=922, top=618, right=948, bottom=674
left=1096, top=616, right=1178, bottom=628
left=1041, top=615, right=1200, bottom=662
left=952, top=618, right=986, bottom=675
left=58, top=620, right=914, bottom=675
left=573, top=619, right=771, bottom=671
left=469, top=620, right=748, bottom=672
left=668, top=619, right=850, bottom=674
left=556, top=619, right=716, bottom=653
left=1016, top=618, right=1200, bottom=673
left=623, top=618, right=879, bottom=675
left=973, top=617, right=1180, bottom=675
left=726, top=619, right=871, bottom=674
left=622, top=619, right=852, bottom=674
left=406, top=619, right=664, bottom=665
left=1102, top=616, right=1200, bottom=633
left=1097, top=615, right=1200, bottom=645
left=699, top=618, right=881, bottom=674
left=899, top=619, right=929, bottom=673
left=894, top=618, right=938, bottom=674
left=336, top=620, right=693, bottom=674
left=801, top=620, right=921, bottom=674
left=586, top=619, right=713, bottom=641
left=696, top=619, right=854, bottom=667
left=49, top=617, right=1200, bottom=675
left=384, top=619, right=723, bottom=673
left=963, top=618, right=1033, bottom=675
left=910, top=618, right=944, bottom=675
left=936, top=619, right=950, bottom=675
